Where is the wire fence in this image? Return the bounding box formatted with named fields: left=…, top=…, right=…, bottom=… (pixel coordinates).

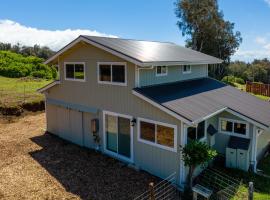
left=134, top=172, right=180, bottom=200
left=194, top=168, right=248, bottom=200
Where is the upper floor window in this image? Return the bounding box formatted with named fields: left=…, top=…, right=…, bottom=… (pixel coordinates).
left=138, top=117, right=177, bottom=152
left=187, top=121, right=206, bottom=142
left=219, top=118, right=248, bottom=138
left=183, top=65, right=191, bottom=74
left=98, top=62, right=127, bottom=86
left=64, top=62, right=85, bottom=81
left=156, top=66, right=167, bottom=76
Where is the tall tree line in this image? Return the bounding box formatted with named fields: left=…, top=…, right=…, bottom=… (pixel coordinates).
left=228, top=58, right=270, bottom=84
left=0, top=42, right=55, bottom=59
left=175, top=0, right=242, bottom=79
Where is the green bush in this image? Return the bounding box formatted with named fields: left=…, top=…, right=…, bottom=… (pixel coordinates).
left=222, top=75, right=245, bottom=85
left=0, top=50, right=56, bottom=79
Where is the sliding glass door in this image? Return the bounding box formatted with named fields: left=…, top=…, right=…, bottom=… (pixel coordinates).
left=105, top=112, right=132, bottom=160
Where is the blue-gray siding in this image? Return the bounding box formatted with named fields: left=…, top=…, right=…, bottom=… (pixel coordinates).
left=139, top=64, right=208, bottom=87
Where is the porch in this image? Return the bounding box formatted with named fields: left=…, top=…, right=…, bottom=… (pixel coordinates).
left=184, top=110, right=270, bottom=173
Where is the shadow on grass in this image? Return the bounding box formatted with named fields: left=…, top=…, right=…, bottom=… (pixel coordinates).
left=29, top=132, right=159, bottom=200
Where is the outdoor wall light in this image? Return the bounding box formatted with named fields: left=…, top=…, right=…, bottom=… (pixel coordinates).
left=131, top=118, right=137, bottom=126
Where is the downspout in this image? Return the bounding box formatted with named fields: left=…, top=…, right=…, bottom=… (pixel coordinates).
left=251, top=126, right=259, bottom=172
left=179, top=122, right=188, bottom=190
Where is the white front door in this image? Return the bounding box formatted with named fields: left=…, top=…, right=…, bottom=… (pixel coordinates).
left=103, top=111, right=133, bottom=163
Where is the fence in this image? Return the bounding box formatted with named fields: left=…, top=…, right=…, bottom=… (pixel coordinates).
left=194, top=168, right=248, bottom=200
left=133, top=172, right=180, bottom=200
left=246, top=81, right=270, bottom=97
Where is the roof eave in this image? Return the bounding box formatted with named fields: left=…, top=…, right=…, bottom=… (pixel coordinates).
left=141, top=60, right=223, bottom=67
left=37, top=80, right=60, bottom=93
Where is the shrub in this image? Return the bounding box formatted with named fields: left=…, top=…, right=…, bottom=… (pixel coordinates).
left=0, top=105, right=23, bottom=116
left=222, top=75, right=245, bottom=85
left=22, top=100, right=45, bottom=112
left=0, top=50, right=56, bottom=79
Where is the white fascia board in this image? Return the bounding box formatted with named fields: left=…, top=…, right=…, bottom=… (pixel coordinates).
left=142, top=60, right=222, bottom=67
left=132, top=90, right=194, bottom=126
left=37, top=81, right=60, bottom=93
left=192, top=107, right=228, bottom=124
left=226, top=108, right=270, bottom=131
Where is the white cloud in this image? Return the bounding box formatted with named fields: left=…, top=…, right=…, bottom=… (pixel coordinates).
left=0, top=19, right=117, bottom=51
left=232, top=35, right=270, bottom=62
left=264, top=0, right=270, bottom=7
left=232, top=49, right=270, bottom=62
left=255, top=36, right=267, bottom=45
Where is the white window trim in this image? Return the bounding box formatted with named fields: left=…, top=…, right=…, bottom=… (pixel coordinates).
left=155, top=66, right=168, bottom=77
left=182, top=65, right=192, bottom=74
left=218, top=117, right=249, bottom=138
left=137, top=117, right=177, bottom=152
left=97, top=62, right=127, bottom=86
left=103, top=110, right=134, bottom=163
left=64, top=62, right=86, bottom=82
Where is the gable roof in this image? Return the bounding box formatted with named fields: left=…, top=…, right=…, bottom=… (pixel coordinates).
left=133, top=78, right=270, bottom=129
left=45, top=35, right=223, bottom=66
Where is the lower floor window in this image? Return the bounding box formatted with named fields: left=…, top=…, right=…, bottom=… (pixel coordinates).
left=187, top=121, right=205, bottom=142
left=138, top=118, right=176, bottom=151
left=219, top=118, right=248, bottom=136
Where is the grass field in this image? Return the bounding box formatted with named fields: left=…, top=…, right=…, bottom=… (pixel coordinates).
left=0, top=76, right=51, bottom=107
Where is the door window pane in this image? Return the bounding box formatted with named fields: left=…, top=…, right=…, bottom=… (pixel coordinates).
left=74, top=64, right=84, bottom=79
left=187, top=127, right=196, bottom=141
left=106, top=115, right=117, bottom=152
left=140, top=121, right=155, bottom=142
left=66, top=64, right=74, bottom=79
left=118, top=117, right=130, bottom=157
left=221, top=120, right=233, bottom=132
left=99, top=65, right=111, bottom=81
left=112, top=65, right=125, bottom=83
left=234, top=122, right=246, bottom=135
left=157, top=124, right=174, bottom=148
left=197, top=121, right=205, bottom=140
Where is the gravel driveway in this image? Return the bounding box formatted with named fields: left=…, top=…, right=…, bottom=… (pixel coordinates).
left=0, top=113, right=159, bottom=200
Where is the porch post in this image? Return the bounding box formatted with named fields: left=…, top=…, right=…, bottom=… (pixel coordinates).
left=251, top=125, right=259, bottom=172
left=180, top=122, right=188, bottom=187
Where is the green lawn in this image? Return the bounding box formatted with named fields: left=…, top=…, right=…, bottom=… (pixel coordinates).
left=0, top=76, right=52, bottom=107
left=216, top=167, right=270, bottom=199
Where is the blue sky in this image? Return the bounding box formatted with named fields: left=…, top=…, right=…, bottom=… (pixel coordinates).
left=0, top=0, right=269, bottom=61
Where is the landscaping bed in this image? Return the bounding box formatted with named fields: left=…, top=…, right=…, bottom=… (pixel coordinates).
left=0, top=113, right=159, bottom=199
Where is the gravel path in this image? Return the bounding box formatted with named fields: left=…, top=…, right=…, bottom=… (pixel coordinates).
left=0, top=113, right=159, bottom=200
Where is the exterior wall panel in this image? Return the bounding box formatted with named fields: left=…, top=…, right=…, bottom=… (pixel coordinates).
left=46, top=42, right=182, bottom=184
left=139, top=64, right=208, bottom=87
left=257, top=131, right=270, bottom=160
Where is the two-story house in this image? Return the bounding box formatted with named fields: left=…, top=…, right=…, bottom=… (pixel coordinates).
left=38, top=35, right=270, bottom=189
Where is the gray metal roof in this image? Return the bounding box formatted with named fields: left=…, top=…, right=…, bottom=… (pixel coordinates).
left=81, top=35, right=223, bottom=65
left=133, top=78, right=270, bottom=128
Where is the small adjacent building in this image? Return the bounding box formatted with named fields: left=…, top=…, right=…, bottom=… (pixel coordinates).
left=38, top=35, right=270, bottom=189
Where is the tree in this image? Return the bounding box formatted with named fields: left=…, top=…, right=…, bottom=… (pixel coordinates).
left=175, top=0, right=242, bottom=79
left=228, top=61, right=248, bottom=80
left=244, top=64, right=268, bottom=83
left=181, top=140, right=217, bottom=191
left=0, top=42, right=55, bottom=59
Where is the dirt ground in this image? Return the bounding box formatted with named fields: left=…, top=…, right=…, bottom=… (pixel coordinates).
left=0, top=113, right=159, bottom=200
